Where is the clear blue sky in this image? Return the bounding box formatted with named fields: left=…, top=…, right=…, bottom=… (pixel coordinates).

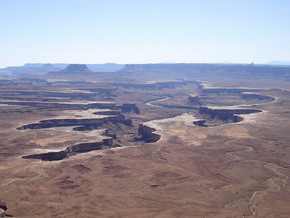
left=0, top=0, right=290, bottom=67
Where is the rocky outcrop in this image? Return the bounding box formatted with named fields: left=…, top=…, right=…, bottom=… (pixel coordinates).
left=0, top=202, right=7, bottom=212
left=192, top=119, right=207, bottom=127
left=233, top=115, right=244, bottom=123
left=22, top=139, right=112, bottom=161
left=17, top=115, right=132, bottom=130
left=199, top=106, right=262, bottom=122
left=103, top=138, right=113, bottom=146
left=22, top=150, right=67, bottom=161
left=67, top=142, right=104, bottom=153
left=0, top=201, right=12, bottom=217
left=188, top=94, right=201, bottom=105
left=136, top=124, right=161, bottom=143
left=120, top=104, right=140, bottom=114
left=62, top=64, right=91, bottom=72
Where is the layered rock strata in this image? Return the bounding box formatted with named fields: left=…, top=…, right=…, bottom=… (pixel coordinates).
left=188, top=94, right=201, bottom=105
left=17, top=115, right=132, bottom=130
left=3, top=101, right=141, bottom=114
left=22, top=140, right=112, bottom=161
left=198, top=106, right=262, bottom=123
left=3, top=101, right=116, bottom=110
left=0, top=201, right=12, bottom=217
left=136, top=124, right=161, bottom=143
left=192, top=119, right=207, bottom=127
left=120, top=103, right=140, bottom=114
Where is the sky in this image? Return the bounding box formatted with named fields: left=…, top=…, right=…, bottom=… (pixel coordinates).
left=0, top=0, right=290, bottom=67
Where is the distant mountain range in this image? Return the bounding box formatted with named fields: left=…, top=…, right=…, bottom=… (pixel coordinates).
left=0, top=63, right=125, bottom=76
left=1, top=62, right=290, bottom=77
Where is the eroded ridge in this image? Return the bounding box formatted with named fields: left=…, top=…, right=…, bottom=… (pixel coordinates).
left=16, top=82, right=274, bottom=163
left=135, top=124, right=161, bottom=143
left=17, top=115, right=132, bottom=130
left=22, top=139, right=113, bottom=161
left=17, top=101, right=162, bottom=161
left=198, top=106, right=262, bottom=124
left=1, top=63, right=290, bottom=217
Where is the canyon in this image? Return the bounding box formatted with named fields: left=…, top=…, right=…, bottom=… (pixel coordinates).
left=0, top=63, right=290, bottom=217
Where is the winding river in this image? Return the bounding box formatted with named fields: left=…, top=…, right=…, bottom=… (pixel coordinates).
left=145, top=96, right=171, bottom=108
left=146, top=96, right=197, bottom=110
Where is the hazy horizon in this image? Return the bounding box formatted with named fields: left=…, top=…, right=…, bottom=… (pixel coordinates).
left=1, top=0, right=290, bottom=68
left=2, top=61, right=290, bottom=69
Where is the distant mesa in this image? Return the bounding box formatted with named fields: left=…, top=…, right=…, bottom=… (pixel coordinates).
left=48, top=64, right=92, bottom=76
left=0, top=63, right=63, bottom=75
left=120, top=63, right=290, bottom=75
left=61, top=64, right=92, bottom=73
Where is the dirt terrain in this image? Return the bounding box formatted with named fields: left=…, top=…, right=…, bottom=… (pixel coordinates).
left=1, top=64, right=290, bottom=217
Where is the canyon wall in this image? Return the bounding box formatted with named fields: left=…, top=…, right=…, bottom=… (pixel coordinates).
left=188, top=95, right=201, bottom=105
left=199, top=106, right=262, bottom=122
left=17, top=115, right=132, bottom=130
left=120, top=104, right=140, bottom=114
left=137, top=124, right=161, bottom=143
left=241, top=93, right=275, bottom=101
left=22, top=141, right=107, bottom=161
left=192, top=119, right=207, bottom=127
left=4, top=101, right=116, bottom=110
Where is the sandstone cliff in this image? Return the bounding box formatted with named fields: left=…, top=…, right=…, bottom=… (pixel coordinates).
left=120, top=104, right=140, bottom=114
left=137, top=124, right=161, bottom=143
left=22, top=140, right=111, bottom=161
left=198, top=106, right=261, bottom=122
left=188, top=94, right=201, bottom=105
left=17, top=115, right=132, bottom=130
